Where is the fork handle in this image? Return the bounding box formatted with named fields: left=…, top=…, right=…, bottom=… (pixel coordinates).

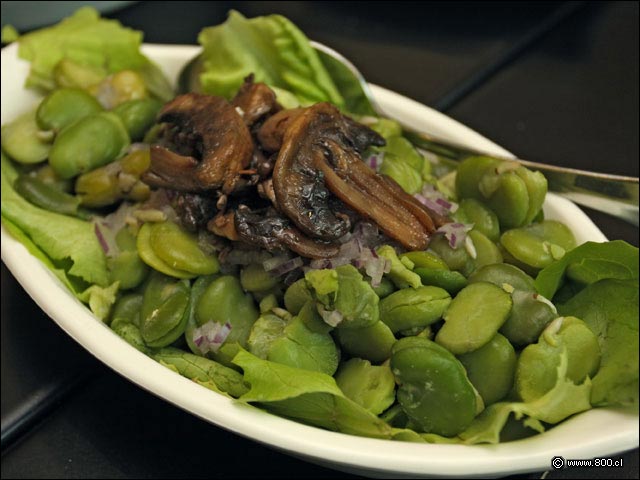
left=403, top=130, right=639, bottom=226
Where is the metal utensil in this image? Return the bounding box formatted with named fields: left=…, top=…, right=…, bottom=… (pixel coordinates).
left=310, top=41, right=639, bottom=226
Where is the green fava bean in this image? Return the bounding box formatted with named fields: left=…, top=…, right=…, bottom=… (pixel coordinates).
left=401, top=251, right=449, bottom=270
left=148, top=221, right=219, bottom=276
left=49, top=111, right=130, bottom=179
left=515, top=316, right=601, bottom=402
left=468, top=263, right=554, bottom=346
left=372, top=276, right=395, bottom=298
left=457, top=333, right=517, bottom=406
left=500, top=289, right=557, bottom=346
left=335, top=320, right=396, bottom=363
left=436, top=282, right=512, bottom=355
left=137, top=223, right=195, bottom=279
left=241, top=262, right=279, bottom=293
left=108, top=228, right=149, bottom=290
left=378, top=152, right=423, bottom=194
left=391, top=336, right=480, bottom=436
left=283, top=278, right=313, bottom=315
left=53, top=59, right=106, bottom=90
left=460, top=198, right=500, bottom=242
left=468, top=229, right=503, bottom=270
left=196, top=276, right=259, bottom=365
left=377, top=245, right=422, bottom=289
left=140, top=272, right=191, bottom=348
left=305, top=265, right=380, bottom=330
left=501, top=220, right=577, bottom=269
left=335, top=358, right=396, bottom=415
left=414, top=268, right=467, bottom=295
left=1, top=110, right=50, bottom=164
left=428, top=235, right=474, bottom=276
left=468, top=263, right=536, bottom=292
left=184, top=275, right=219, bottom=355
left=36, top=88, right=103, bottom=132
left=109, top=293, right=149, bottom=354
left=13, top=174, right=86, bottom=218
left=384, top=136, right=425, bottom=172
left=247, top=313, right=288, bottom=359
left=380, top=286, right=451, bottom=334
left=112, top=98, right=163, bottom=141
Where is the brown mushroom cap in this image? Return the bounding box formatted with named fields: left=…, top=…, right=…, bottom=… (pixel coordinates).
left=143, top=93, right=254, bottom=194
left=272, top=102, right=436, bottom=251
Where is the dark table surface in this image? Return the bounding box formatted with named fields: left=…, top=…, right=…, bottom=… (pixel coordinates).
left=1, top=1, right=638, bottom=478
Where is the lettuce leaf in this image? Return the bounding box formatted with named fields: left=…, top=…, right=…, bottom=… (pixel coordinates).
left=1, top=154, right=109, bottom=287
left=559, top=279, right=639, bottom=407
left=12, top=6, right=148, bottom=91
left=233, top=348, right=394, bottom=438
left=459, top=350, right=592, bottom=444
left=535, top=240, right=638, bottom=299
left=197, top=11, right=344, bottom=108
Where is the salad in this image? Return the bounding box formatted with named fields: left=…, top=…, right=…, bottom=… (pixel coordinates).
left=1, top=8, right=638, bottom=445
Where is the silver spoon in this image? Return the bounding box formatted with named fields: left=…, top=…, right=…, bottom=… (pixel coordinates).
left=178, top=43, right=639, bottom=226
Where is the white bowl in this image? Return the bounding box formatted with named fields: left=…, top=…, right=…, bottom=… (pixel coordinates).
left=1, top=43, right=637, bottom=478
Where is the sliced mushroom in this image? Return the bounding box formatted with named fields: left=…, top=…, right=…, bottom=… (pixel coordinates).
left=273, top=103, right=436, bottom=251
left=143, top=93, right=253, bottom=194
left=234, top=206, right=340, bottom=258
left=231, top=75, right=280, bottom=127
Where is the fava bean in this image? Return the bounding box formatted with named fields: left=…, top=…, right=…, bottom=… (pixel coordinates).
left=468, top=229, right=503, bottom=269
left=283, top=278, right=313, bottom=315
left=36, top=88, right=103, bottom=132
left=427, top=235, right=474, bottom=276
left=112, top=98, right=162, bottom=141
left=137, top=223, right=196, bottom=279
left=391, top=336, right=480, bottom=436
left=140, top=272, right=191, bottom=348
left=380, top=286, right=451, bottom=334
left=49, top=112, right=130, bottom=179
left=457, top=333, right=516, bottom=405
left=459, top=198, right=500, bottom=242
left=76, top=148, right=151, bottom=207
left=515, top=316, right=601, bottom=402
left=149, top=221, right=219, bottom=276
left=377, top=245, right=422, bottom=289
left=414, top=268, right=467, bottom=295
left=335, top=320, right=396, bottom=363
left=468, top=263, right=536, bottom=292
left=109, top=293, right=149, bottom=353
left=400, top=251, right=449, bottom=270
left=107, top=227, right=149, bottom=290
left=335, top=358, right=396, bottom=415
left=241, top=262, right=280, bottom=293
left=1, top=110, right=50, bottom=164
left=196, top=276, right=259, bottom=366
left=14, top=174, right=87, bottom=218
left=372, top=276, right=395, bottom=298
left=435, top=282, right=512, bottom=355
left=501, top=220, right=576, bottom=270
left=91, top=70, right=148, bottom=109
left=184, top=275, right=219, bottom=355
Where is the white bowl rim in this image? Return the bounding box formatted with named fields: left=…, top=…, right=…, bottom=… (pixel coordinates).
left=1, top=42, right=637, bottom=478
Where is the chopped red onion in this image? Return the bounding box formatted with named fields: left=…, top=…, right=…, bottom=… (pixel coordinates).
left=436, top=222, right=474, bottom=249
left=192, top=321, right=232, bottom=355
left=364, top=152, right=384, bottom=171
left=94, top=223, right=110, bottom=255
left=415, top=184, right=459, bottom=216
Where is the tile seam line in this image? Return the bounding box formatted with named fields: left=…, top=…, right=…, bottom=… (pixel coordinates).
left=435, top=1, right=587, bottom=113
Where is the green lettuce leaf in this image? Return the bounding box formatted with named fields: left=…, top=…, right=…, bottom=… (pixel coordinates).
left=1, top=154, right=109, bottom=287
left=197, top=11, right=344, bottom=108
left=12, top=6, right=148, bottom=92
left=559, top=279, right=639, bottom=407
left=232, top=348, right=394, bottom=438
left=535, top=241, right=638, bottom=300
left=459, top=350, right=592, bottom=444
